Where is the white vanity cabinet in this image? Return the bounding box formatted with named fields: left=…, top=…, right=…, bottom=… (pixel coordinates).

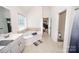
left=0, top=35, right=25, bottom=53
left=10, top=37, right=25, bottom=53
left=10, top=40, right=20, bottom=53
left=18, top=37, right=25, bottom=52
left=0, top=45, right=11, bottom=53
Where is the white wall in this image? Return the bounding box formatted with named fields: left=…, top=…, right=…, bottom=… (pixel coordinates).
left=51, top=6, right=67, bottom=42
left=3, top=6, right=42, bottom=33
left=27, top=6, right=42, bottom=29
left=42, top=6, right=51, bottom=18
left=51, top=6, right=76, bottom=52
left=3, top=6, right=28, bottom=33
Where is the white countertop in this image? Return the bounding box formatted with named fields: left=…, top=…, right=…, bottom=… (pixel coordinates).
left=0, top=33, right=23, bottom=41
left=0, top=33, right=23, bottom=50
left=7, top=33, right=23, bottom=40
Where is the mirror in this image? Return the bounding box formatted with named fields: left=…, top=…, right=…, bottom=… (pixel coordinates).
left=0, top=7, right=12, bottom=34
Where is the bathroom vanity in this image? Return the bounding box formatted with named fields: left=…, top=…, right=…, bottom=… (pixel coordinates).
left=0, top=33, right=25, bottom=53
left=0, top=30, right=42, bottom=53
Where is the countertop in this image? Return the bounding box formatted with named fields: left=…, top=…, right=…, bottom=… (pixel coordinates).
left=0, top=33, right=23, bottom=50
left=7, top=33, right=23, bottom=40
left=0, top=33, right=23, bottom=41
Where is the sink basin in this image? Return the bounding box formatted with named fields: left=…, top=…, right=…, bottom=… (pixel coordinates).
left=0, top=40, right=14, bottom=46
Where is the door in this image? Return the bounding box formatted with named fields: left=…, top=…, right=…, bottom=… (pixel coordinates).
left=58, top=10, right=66, bottom=41
left=43, top=18, right=48, bottom=33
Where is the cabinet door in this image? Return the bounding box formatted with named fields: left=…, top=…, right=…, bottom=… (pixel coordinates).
left=18, top=38, right=25, bottom=52
left=0, top=37, right=25, bottom=53
left=10, top=37, right=25, bottom=53
left=0, top=46, right=11, bottom=53
left=10, top=40, right=19, bottom=53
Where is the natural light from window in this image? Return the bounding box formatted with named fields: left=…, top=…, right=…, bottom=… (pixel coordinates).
left=18, top=14, right=27, bottom=31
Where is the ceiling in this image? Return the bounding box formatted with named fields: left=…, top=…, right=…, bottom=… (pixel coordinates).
left=17, top=6, right=34, bottom=14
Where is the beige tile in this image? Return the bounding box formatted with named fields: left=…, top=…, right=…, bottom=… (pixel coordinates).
left=23, top=32, right=63, bottom=53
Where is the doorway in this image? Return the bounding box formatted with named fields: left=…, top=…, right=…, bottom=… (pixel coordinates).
left=43, top=18, right=49, bottom=34
left=58, top=10, right=66, bottom=42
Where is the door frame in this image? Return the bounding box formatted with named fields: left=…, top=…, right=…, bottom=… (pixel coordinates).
left=58, top=10, right=67, bottom=42
left=42, top=17, right=52, bottom=37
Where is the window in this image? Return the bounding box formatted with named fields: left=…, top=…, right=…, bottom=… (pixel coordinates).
left=18, top=14, right=27, bottom=31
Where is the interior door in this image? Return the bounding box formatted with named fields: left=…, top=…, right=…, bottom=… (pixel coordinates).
left=58, top=10, right=66, bottom=41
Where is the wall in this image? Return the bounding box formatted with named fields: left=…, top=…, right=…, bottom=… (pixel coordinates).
left=51, top=6, right=75, bottom=52
left=51, top=6, right=67, bottom=42
left=3, top=6, right=43, bottom=33
left=3, top=6, right=28, bottom=33
left=42, top=6, right=51, bottom=18
left=27, top=6, right=42, bottom=29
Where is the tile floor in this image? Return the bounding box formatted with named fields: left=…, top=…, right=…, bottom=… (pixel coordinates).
left=23, top=32, right=63, bottom=53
